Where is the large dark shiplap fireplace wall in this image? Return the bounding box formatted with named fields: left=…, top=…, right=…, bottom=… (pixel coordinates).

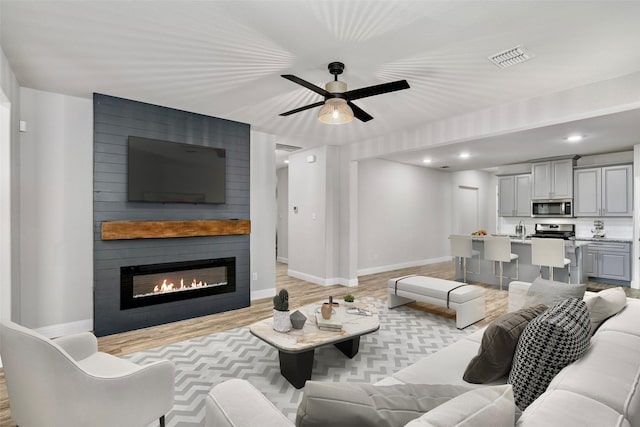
left=93, top=94, right=250, bottom=337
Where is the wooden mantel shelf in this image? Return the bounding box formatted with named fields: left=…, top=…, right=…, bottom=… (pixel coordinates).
left=101, top=219, right=251, bottom=240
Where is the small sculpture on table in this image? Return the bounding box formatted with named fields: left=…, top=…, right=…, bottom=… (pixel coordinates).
left=290, top=310, right=307, bottom=329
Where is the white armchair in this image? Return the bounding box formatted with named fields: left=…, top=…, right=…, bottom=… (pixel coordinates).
left=0, top=320, right=175, bottom=427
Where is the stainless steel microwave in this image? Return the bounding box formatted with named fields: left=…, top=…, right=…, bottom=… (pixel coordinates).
left=531, top=199, right=573, bottom=218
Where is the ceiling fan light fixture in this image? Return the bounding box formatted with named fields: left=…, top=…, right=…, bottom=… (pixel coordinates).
left=318, top=98, right=354, bottom=124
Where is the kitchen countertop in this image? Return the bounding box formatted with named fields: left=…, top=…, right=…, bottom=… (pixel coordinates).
left=573, top=237, right=632, bottom=243
left=471, top=235, right=590, bottom=247
left=478, top=234, right=632, bottom=244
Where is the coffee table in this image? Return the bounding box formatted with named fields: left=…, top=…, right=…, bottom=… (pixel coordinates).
left=249, top=300, right=379, bottom=388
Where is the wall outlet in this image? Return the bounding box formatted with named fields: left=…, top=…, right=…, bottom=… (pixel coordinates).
left=252, top=272, right=258, bottom=281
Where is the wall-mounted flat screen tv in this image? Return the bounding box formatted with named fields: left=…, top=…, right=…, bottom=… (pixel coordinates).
left=127, top=136, right=226, bottom=204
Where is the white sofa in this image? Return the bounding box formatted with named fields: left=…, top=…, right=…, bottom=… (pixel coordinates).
left=206, top=282, right=640, bottom=426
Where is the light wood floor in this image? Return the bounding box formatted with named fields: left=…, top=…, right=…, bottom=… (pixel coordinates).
left=2, top=261, right=638, bottom=426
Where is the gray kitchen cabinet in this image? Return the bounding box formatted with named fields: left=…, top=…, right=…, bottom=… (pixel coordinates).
left=603, top=165, right=633, bottom=216
left=498, top=174, right=531, bottom=217
left=531, top=159, right=574, bottom=199
left=584, top=241, right=631, bottom=282
left=574, top=165, right=632, bottom=217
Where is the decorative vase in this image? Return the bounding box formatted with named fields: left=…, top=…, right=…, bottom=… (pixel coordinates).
left=321, top=303, right=332, bottom=320
left=273, top=309, right=291, bottom=332
left=290, top=310, right=307, bottom=329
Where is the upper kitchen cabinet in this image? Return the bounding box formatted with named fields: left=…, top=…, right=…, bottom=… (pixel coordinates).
left=498, top=174, right=531, bottom=217
left=531, top=159, right=574, bottom=200
left=574, top=164, right=633, bottom=217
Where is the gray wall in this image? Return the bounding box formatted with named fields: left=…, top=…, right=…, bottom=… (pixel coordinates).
left=93, top=93, right=250, bottom=336
left=288, top=146, right=341, bottom=285
left=357, top=158, right=452, bottom=274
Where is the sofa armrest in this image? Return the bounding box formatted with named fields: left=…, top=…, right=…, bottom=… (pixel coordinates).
left=508, top=281, right=532, bottom=312
left=53, top=331, right=98, bottom=360
left=205, top=379, right=293, bottom=427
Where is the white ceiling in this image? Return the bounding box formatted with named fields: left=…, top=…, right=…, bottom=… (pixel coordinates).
left=2, top=1, right=640, bottom=171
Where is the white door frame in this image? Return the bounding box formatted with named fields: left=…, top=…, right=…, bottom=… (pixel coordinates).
left=0, top=88, right=11, bottom=323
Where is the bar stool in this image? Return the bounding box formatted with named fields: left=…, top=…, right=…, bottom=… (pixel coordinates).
left=449, top=235, right=480, bottom=283
left=484, top=236, right=519, bottom=290
left=531, top=238, right=571, bottom=283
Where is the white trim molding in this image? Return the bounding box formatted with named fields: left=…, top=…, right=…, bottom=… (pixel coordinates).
left=276, top=256, right=288, bottom=264
left=357, top=256, right=452, bottom=277
left=287, top=269, right=358, bottom=287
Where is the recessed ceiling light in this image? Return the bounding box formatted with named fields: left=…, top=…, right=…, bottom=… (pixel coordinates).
left=423, top=158, right=432, bottom=164
left=566, top=135, right=583, bottom=142
left=459, top=152, right=470, bottom=159
left=284, top=159, right=289, bottom=164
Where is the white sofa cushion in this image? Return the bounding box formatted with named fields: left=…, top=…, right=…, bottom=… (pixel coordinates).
left=206, top=379, right=293, bottom=427
left=524, top=277, right=586, bottom=307
left=296, top=382, right=473, bottom=427
left=405, top=385, right=516, bottom=427
left=585, top=287, right=627, bottom=335
left=597, top=298, right=640, bottom=337
left=517, top=389, right=631, bottom=427
left=385, top=329, right=507, bottom=387
left=544, top=330, right=640, bottom=425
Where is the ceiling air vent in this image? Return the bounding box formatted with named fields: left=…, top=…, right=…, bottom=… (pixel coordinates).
left=276, top=143, right=302, bottom=152
left=488, top=45, right=534, bottom=69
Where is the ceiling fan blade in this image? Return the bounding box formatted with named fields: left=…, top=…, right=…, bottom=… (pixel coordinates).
left=281, top=75, right=329, bottom=97
left=279, top=101, right=325, bottom=117
left=348, top=101, right=374, bottom=122
left=344, top=80, right=410, bottom=101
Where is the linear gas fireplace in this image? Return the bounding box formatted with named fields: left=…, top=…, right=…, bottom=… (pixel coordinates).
left=120, top=257, right=236, bottom=309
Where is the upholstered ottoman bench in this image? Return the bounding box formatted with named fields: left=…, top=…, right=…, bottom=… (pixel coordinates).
left=387, top=276, right=485, bottom=329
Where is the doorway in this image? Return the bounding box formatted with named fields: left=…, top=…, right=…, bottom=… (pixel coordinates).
left=456, top=185, right=479, bottom=235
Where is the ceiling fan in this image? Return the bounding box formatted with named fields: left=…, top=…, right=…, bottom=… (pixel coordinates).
left=279, top=62, right=410, bottom=124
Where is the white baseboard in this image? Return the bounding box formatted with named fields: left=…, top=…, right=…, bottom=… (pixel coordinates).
left=276, top=256, right=288, bottom=264
left=251, top=287, right=277, bottom=301
left=34, top=318, right=93, bottom=339
left=333, top=277, right=359, bottom=287
left=357, top=256, right=452, bottom=277
left=287, top=269, right=357, bottom=287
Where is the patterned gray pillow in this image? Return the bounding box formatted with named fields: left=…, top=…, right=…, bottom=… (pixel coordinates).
left=507, top=298, right=590, bottom=410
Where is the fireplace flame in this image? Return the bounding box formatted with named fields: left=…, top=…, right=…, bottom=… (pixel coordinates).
left=152, top=277, right=210, bottom=295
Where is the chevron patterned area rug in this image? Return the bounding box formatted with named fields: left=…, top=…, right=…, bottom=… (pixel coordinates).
left=127, top=298, right=478, bottom=427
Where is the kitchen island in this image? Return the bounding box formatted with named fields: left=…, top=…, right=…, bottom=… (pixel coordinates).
left=454, top=236, right=589, bottom=287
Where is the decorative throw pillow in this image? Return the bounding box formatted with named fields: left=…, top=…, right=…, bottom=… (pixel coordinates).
left=463, top=304, right=548, bottom=384
left=508, top=298, right=591, bottom=410
left=524, top=276, right=586, bottom=307
left=404, top=385, right=516, bottom=427
left=585, top=287, right=627, bottom=335
left=296, top=382, right=473, bottom=427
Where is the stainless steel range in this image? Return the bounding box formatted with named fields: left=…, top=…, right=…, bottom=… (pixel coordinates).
left=529, top=223, right=575, bottom=240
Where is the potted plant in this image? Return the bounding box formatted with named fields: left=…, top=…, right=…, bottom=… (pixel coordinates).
left=272, top=289, right=291, bottom=332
